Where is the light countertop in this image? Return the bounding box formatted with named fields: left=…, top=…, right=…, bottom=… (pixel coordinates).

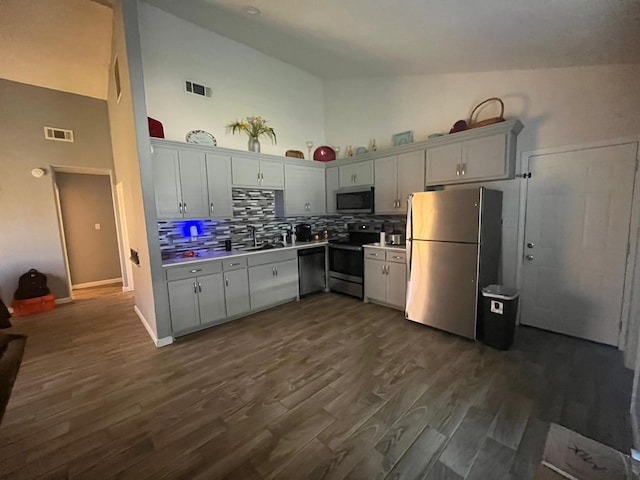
left=162, top=240, right=329, bottom=267
left=363, top=243, right=406, bottom=251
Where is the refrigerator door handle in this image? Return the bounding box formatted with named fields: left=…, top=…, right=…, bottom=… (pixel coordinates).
left=406, top=194, right=413, bottom=281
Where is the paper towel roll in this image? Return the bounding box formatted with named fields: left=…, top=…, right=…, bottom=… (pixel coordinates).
left=380, top=232, right=386, bottom=245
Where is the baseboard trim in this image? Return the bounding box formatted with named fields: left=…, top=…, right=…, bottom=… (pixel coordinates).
left=55, top=297, right=73, bottom=305
left=73, top=278, right=122, bottom=289
left=122, top=285, right=134, bottom=293
left=133, top=305, right=173, bottom=348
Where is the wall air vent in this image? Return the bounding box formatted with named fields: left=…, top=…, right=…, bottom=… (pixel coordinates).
left=44, top=127, right=74, bottom=142
left=185, top=80, right=212, bottom=98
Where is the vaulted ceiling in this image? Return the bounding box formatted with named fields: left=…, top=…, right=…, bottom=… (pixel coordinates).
left=145, top=0, right=640, bottom=78
left=1, top=0, right=638, bottom=101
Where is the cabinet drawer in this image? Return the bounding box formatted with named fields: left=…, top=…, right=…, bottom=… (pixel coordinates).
left=166, top=261, right=222, bottom=281
left=386, top=251, right=407, bottom=264
left=247, top=249, right=297, bottom=267
left=365, top=249, right=384, bottom=260
left=222, top=257, right=247, bottom=271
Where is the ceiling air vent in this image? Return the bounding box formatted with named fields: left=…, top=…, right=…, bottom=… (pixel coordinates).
left=185, top=80, right=212, bottom=98
left=44, top=127, right=74, bottom=142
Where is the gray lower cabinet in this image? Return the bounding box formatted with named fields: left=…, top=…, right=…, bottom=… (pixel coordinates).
left=249, top=259, right=298, bottom=311
left=168, top=272, right=226, bottom=333
left=223, top=268, right=250, bottom=317
left=364, top=249, right=407, bottom=310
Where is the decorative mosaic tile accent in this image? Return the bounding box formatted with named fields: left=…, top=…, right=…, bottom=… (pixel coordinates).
left=158, top=188, right=406, bottom=259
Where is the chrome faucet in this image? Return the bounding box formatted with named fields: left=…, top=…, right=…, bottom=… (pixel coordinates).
left=250, top=226, right=258, bottom=247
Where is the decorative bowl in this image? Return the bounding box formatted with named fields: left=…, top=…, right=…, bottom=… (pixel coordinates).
left=313, top=146, right=336, bottom=162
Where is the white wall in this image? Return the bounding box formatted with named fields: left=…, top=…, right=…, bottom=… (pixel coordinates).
left=137, top=3, right=326, bottom=156
left=325, top=64, right=640, bottom=293
left=0, top=79, right=115, bottom=304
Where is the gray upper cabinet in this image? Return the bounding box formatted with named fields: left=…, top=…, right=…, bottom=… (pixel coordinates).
left=284, top=164, right=326, bottom=215
left=375, top=150, right=425, bottom=214
left=325, top=166, right=339, bottom=214
left=338, top=161, right=374, bottom=187
left=152, top=145, right=209, bottom=219
left=205, top=153, right=233, bottom=218
left=425, top=120, right=523, bottom=186
left=232, top=155, right=284, bottom=189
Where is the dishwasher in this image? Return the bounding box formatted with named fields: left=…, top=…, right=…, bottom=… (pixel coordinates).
left=298, top=247, right=326, bottom=297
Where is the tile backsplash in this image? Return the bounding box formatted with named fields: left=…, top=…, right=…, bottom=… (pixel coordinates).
left=158, top=188, right=406, bottom=259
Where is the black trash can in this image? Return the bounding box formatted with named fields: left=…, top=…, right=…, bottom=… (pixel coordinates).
left=481, top=285, right=519, bottom=350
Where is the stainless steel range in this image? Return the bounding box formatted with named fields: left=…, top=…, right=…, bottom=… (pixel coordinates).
left=328, top=223, right=383, bottom=298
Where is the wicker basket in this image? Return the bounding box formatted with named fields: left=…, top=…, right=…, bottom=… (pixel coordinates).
left=468, top=98, right=505, bottom=129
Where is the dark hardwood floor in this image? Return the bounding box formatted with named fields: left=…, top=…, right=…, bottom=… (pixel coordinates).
left=0, top=287, right=633, bottom=479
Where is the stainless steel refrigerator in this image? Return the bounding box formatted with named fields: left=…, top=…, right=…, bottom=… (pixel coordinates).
left=405, top=187, right=502, bottom=339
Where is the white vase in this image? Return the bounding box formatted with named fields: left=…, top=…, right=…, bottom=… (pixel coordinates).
left=248, top=137, right=261, bottom=153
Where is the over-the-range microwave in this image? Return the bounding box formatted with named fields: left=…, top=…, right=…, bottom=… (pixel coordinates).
left=336, top=186, right=375, bottom=214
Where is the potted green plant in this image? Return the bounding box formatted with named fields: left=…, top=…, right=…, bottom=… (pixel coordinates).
left=226, top=116, right=277, bottom=153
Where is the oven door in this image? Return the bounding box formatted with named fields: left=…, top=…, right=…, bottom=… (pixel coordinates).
left=336, top=187, right=374, bottom=214
left=328, top=245, right=364, bottom=283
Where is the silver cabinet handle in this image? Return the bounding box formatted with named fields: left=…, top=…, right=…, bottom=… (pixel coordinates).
left=461, top=163, right=466, bottom=176
left=210, top=203, right=215, bottom=214
left=193, top=282, right=197, bottom=294
left=354, top=174, right=358, bottom=183
left=190, top=269, right=202, bottom=273
left=198, top=282, right=202, bottom=293
left=527, top=242, right=534, bottom=249
left=525, top=254, right=534, bottom=261
left=393, top=256, right=402, bottom=260
left=382, top=265, right=386, bottom=274
left=229, top=262, right=240, bottom=267
left=371, top=253, right=379, bottom=256
left=456, top=164, right=460, bottom=176
left=225, top=277, right=229, bottom=287
left=275, top=266, right=278, bottom=276
left=272, top=266, right=276, bottom=276
left=179, top=203, right=183, bottom=213
left=183, top=203, right=188, bottom=213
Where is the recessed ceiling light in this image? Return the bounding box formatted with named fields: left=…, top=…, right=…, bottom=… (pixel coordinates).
left=244, top=6, right=261, bottom=15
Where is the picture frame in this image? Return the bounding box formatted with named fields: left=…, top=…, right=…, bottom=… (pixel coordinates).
left=392, top=130, right=414, bottom=147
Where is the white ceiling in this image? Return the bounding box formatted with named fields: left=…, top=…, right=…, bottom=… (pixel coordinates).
left=0, top=0, right=113, bottom=99
left=144, top=0, right=640, bottom=78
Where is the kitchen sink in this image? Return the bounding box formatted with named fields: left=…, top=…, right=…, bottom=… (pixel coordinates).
left=241, top=242, right=285, bottom=252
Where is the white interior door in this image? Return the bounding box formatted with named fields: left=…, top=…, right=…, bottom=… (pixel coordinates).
left=521, top=143, right=638, bottom=346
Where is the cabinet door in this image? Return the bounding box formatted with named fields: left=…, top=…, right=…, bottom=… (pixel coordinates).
left=326, top=166, right=339, bottom=214
left=284, top=164, right=308, bottom=215
left=206, top=153, right=233, bottom=218
left=364, top=258, right=386, bottom=303
left=197, top=273, right=227, bottom=325
left=153, top=146, right=181, bottom=219
left=353, top=161, right=374, bottom=186
left=426, top=143, right=462, bottom=185
left=338, top=164, right=356, bottom=187
left=307, top=167, right=326, bottom=214
left=462, top=134, right=508, bottom=181
left=168, top=278, right=200, bottom=333
left=178, top=149, right=210, bottom=219
left=374, top=156, right=398, bottom=214
left=249, top=259, right=298, bottom=310
left=260, top=160, right=284, bottom=189
left=248, top=263, right=278, bottom=311
left=224, top=268, right=250, bottom=317
left=386, top=262, right=407, bottom=308
left=231, top=156, right=260, bottom=186
left=397, top=150, right=425, bottom=213
left=271, top=259, right=299, bottom=304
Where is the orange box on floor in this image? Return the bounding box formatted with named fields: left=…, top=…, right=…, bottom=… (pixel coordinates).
left=11, top=293, right=56, bottom=317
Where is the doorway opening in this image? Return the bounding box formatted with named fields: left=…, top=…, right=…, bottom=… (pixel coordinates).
left=53, top=169, right=127, bottom=300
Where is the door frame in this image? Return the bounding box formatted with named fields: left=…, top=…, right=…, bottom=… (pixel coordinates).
left=51, top=166, right=128, bottom=297
left=516, top=136, right=640, bottom=350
